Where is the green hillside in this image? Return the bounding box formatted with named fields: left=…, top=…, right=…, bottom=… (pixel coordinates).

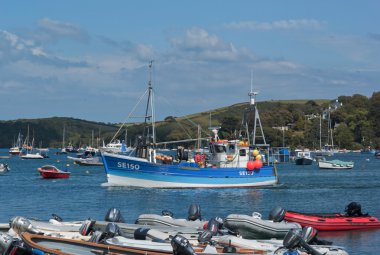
left=1, top=93, right=379, bottom=150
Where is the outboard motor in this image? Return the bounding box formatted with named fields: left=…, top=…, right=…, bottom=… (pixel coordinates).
left=188, top=204, right=201, bottom=221
left=104, top=207, right=125, bottom=223
left=301, top=226, right=332, bottom=245
left=301, top=226, right=318, bottom=244
left=79, top=219, right=96, bottom=236
left=0, top=232, right=14, bottom=255
left=134, top=228, right=151, bottom=240
left=89, top=231, right=106, bottom=243
left=345, top=202, right=367, bottom=217
left=51, top=213, right=63, bottom=222
left=9, top=216, right=42, bottom=235
left=89, top=223, right=123, bottom=243
left=198, top=230, right=214, bottom=244
left=0, top=232, right=31, bottom=255
left=104, top=222, right=122, bottom=238
left=161, top=210, right=174, bottom=217
left=269, top=206, right=286, bottom=222
left=283, top=229, right=323, bottom=255
left=171, top=234, right=197, bottom=255
left=206, top=217, right=223, bottom=235
left=198, top=217, right=223, bottom=243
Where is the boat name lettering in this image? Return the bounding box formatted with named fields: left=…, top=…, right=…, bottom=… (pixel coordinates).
left=117, top=162, right=140, bottom=170
left=239, top=171, right=253, bottom=176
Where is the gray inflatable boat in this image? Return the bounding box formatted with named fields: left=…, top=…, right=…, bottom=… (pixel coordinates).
left=224, top=207, right=302, bottom=239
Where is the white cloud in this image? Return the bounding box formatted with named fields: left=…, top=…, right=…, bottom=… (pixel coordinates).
left=170, top=27, right=254, bottom=61
left=225, top=19, right=323, bottom=30
left=37, top=18, right=89, bottom=43
left=0, top=30, right=48, bottom=57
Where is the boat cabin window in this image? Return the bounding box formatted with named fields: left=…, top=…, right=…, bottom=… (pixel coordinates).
left=227, top=144, right=236, bottom=154
left=214, top=145, right=227, bottom=153
left=239, top=149, right=246, bottom=156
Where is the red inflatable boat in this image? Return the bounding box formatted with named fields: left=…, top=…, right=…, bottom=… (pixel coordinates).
left=283, top=202, right=380, bottom=231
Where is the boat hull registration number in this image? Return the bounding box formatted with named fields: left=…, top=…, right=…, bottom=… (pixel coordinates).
left=117, top=162, right=140, bottom=170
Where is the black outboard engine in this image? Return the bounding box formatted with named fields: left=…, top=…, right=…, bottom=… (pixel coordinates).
left=0, top=232, right=31, bottom=255
left=89, top=223, right=123, bottom=243
left=345, top=202, right=367, bottom=217
left=283, top=229, right=323, bottom=255
left=269, top=206, right=286, bottom=222
left=89, top=231, right=106, bottom=243
left=188, top=204, right=201, bottom=221
left=198, top=216, right=224, bottom=243
left=301, top=226, right=332, bottom=245
left=198, top=230, right=214, bottom=244
left=104, top=222, right=123, bottom=238
left=79, top=219, right=96, bottom=236
left=104, top=207, right=125, bottom=222
left=171, top=234, right=197, bottom=255
left=0, top=232, right=14, bottom=255
left=134, top=228, right=151, bottom=240
left=51, top=213, right=63, bottom=222
left=161, top=210, right=174, bottom=217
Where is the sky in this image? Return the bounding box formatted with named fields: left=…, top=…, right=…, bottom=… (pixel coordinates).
left=1, top=0, right=379, bottom=123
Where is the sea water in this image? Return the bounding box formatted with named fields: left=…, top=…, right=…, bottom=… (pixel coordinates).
left=0, top=149, right=379, bottom=255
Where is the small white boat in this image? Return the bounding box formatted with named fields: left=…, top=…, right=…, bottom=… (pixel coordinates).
left=20, top=152, right=44, bottom=159
left=0, top=163, right=10, bottom=173
left=318, top=160, right=354, bottom=169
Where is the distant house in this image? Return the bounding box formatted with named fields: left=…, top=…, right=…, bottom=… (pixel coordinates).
left=272, top=123, right=294, bottom=131
left=322, top=99, right=342, bottom=120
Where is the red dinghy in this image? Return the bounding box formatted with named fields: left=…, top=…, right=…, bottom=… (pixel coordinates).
left=37, top=165, right=70, bottom=179
left=284, top=202, right=380, bottom=231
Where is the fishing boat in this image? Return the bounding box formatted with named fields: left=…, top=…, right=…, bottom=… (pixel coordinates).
left=37, top=165, right=71, bottom=179
left=318, top=159, right=354, bottom=169
left=283, top=202, right=380, bottom=231
left=101, top=62, right=278, bottom=189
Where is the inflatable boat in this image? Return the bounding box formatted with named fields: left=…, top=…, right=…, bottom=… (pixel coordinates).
left=223, top=207, right=302, bottom=239
left=135, top=204, right=205, bottom=229
left=284, top=202, right=380, bottom=231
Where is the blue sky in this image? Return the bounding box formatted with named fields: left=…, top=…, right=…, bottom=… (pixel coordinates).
left=1, top=1, right=379, bottom=123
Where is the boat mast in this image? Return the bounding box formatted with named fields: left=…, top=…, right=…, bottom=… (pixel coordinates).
left=142, top=60, right=156, bottom=146
left=319, top=115, right=322, bottom=150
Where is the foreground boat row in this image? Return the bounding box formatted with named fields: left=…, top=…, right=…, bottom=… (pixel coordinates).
left=3, top=203, right=373, bottom=255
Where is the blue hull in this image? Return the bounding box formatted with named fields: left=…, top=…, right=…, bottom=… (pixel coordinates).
left=101, top=152, right=278, bottom=188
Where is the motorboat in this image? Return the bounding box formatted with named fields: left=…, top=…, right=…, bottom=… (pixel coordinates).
left=20, top=152, right=44, bottom=159
left=67, top=150, right=103, bottom=166
left=135, top=204, right=205, bottom=229
left=0, top=163, right=10, bottom=173
left=37, top=165, right=71, bottom=179
left=284, top=202, right=380, bottom=231
left=294, top=149, right=313, bottom=165
left=318, top=159, right=354, bottom=169
left=224, top=207, right=301, bottom=239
